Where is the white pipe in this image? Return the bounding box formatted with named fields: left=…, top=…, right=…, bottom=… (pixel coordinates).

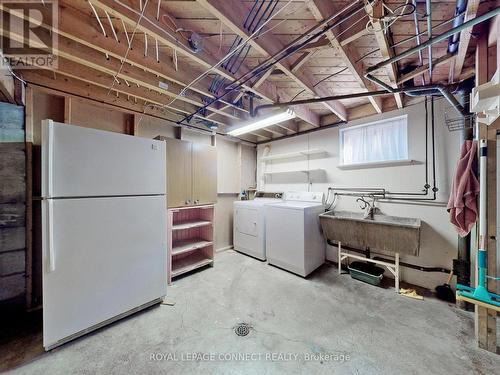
left=479, top=139, right=487, bottom=248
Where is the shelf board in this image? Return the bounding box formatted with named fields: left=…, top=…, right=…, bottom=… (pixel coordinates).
left=172, top=252, right=213, bottom=277
left=172, top=238, right=213, bottom=256
left=337, top=159, right=421, bottom=170
left=172, top=219, right=212, bottom=231
left=264, top=168, right=324, bottom=175
left=260, top=148, right=326, bottom=161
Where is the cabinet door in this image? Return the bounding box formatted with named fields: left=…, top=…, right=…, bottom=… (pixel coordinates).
left=192, top=143, right=217, bottom=205
left=166, top=138, right=192, bottom=207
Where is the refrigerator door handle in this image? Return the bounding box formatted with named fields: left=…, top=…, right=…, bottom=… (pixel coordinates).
left=47, top=199, right=56, bottom=272
left=47, top=121, right=54, bottom=197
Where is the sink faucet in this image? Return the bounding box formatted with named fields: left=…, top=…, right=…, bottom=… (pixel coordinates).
left=356, top=196, right=375, bottom=219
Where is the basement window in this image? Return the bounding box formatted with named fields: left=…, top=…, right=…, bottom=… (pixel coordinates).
left=339, top=115, right=409, bottom=167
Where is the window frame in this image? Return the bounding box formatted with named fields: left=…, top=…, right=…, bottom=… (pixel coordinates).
left=339, top=114, right=409, bottom=168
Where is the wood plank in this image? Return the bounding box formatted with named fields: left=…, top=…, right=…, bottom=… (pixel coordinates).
left=0, top=2, right=242, bottom=124
left=0, top=204, right=25, bottom=228
left=475, top=29, right=496, bottom=353
left=365, top=1, right=403, bottom=109
left=397, top=54, right=457, bottom=85
left=308, top=0, right=383, bottom=114
left=452, top=0, right=480, bottom=81
left=196, top=0, right=347, bottom=121
left=0, top=250, right=25, bottom=276
left=87, top=0, right=321, bottom=126
left=0, top=51, right=15, bottom=104
left=0, top=227, right=25, bottom=253
left=0, top=273, right=25, bottom=300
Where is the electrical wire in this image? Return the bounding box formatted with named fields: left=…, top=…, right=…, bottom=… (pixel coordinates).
left=106, top=0, right=150, bottom=96
left=161, top=0, right=295, bottom=108
left=365, top=0, right=415, bottom=33
left=289, top=67, right=349, bottom=102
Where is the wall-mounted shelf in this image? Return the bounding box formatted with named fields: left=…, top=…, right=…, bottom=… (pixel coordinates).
left=264, top=168, right=325, bottom=175
left=260, top=148, right=326, bottom=161
left=167, top=205, right=214, bottom=283
left=337, top=159, right=420, bottom=170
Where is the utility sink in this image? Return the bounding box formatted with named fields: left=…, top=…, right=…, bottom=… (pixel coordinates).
left=319, top=210, right=421, bottom=256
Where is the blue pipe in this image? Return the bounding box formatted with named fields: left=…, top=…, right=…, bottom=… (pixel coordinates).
left=448, top=0, right=467, bottom=54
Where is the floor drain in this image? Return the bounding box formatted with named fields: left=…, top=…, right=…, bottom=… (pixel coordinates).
left=234, top=323, right=251, bottom=337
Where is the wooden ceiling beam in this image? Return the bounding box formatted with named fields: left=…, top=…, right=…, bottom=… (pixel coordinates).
left=90, top=0, right=319, bottom=127
left=21, top=69, right=185, bottom=122
left=365, top=1, right=404, bottom=109
left=21, top=70, right=259, bottom=143
left=0, top=2, right=242, bottom=123
left=195, top=0, right=347, bottom=121
left=451, top=0, right=480, bottom=82
left=0, top=16, right=235, bottom=126
left=398, top=53, right=457, bottom=85
left=308, top=0, right=383, bottom=114
left=89, top=0, right=318, bottom=128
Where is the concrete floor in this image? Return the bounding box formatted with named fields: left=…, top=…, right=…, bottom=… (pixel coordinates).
left=2, top=250, right=500, bottom=374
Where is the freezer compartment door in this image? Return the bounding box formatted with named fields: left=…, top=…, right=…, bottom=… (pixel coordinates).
left=42, top=120, right=166, bottom=198
left=42, top=195, right=167, bottom=350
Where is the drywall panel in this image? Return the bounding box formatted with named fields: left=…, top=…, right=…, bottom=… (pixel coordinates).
left=215, top=194, right=237, bottom=250
left=240, top=144, right=256, bottom=191
left=257, top=98, right=461, bottom=290
left=217, top=137, right=240, bottom=194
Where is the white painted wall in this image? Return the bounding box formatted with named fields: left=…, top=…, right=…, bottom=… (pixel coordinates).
left=257, top=98, right=461, bottom=290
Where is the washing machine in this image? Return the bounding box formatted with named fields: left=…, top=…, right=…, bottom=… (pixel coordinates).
left=233, top=192, right=283, bottom=260
left=265, top=192, right=326, bottom=277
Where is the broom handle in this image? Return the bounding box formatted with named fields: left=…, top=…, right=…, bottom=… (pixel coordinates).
left=446, top=270, right=454, bottom=285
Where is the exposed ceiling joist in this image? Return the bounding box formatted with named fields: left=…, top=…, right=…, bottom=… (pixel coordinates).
left=195, top=0, right=347, bottom=121
left=0, top=2, right=244, bottom=122
left=398, top=53, right=457, bottom=85
left=89, top=0, right=320, bottom=127
left=365, top=1, right=404, bottom=109
left=307, top=0, right=384, bottom=114
left=451, top=0, right=480, bottom=81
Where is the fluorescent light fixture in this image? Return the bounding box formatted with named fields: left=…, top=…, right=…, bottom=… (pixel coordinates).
left=228, top=108, right=296, bottom=136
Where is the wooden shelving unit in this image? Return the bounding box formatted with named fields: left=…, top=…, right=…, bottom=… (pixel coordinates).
left=167, top=205, right=214, bottom=283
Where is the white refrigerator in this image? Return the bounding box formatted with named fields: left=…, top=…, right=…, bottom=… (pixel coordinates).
left=41, top=120, right=167, bottom=350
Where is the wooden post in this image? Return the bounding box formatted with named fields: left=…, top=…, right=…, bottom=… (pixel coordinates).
left=475, top=25, right=497, bottom=353
left=25, top=85, right=34, bottom=309
left=64, top=96, right=72, bottom=124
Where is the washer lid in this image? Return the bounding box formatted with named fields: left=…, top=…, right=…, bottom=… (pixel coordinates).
left=234, top=198, right=283, bottom=207
left=266, top=201, right=325, bottom=210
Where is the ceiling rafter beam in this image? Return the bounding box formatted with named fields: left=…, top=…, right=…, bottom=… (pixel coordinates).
left=0, top=1, right=242, bottom=123
left=195, top=0, right=347, bottom=121
left=89, top=0, right=319, bottom=127
left=451, top=0, right=480, bottom=81
left=308, top=0, right=384, bottom=114
left=364, top=0, right=403, bottom=109
left=399, top=53, right=457, bottom=85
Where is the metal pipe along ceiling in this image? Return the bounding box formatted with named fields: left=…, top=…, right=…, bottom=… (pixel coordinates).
left=176, top=1, right=363, bottom=125
left=253, top=84, right=467, bottom=116
left=448, top=0, right=468, bottom=54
